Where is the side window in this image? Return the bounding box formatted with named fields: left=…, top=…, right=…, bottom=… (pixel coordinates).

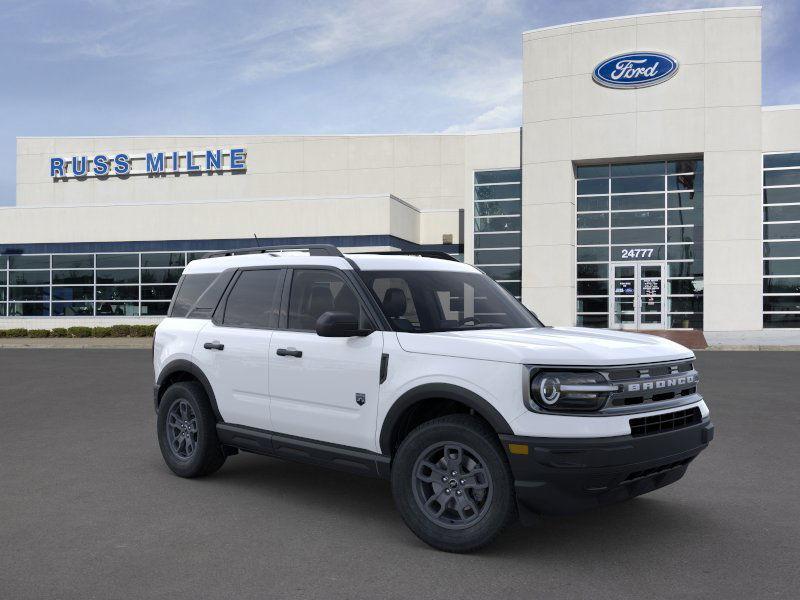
left=369, top=277, right=420, bottom=332
left=171, top=273, right=217, bottom=318
left=287, top=270, right=370, bottom=331
left=222, top=269, right=283, bottom=329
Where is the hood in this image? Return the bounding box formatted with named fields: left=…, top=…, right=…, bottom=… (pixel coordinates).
left=395, top=326, right=694, bottom=366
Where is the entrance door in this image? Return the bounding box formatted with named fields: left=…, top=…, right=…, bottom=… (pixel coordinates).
left=610, top=262, right=666, bottom=330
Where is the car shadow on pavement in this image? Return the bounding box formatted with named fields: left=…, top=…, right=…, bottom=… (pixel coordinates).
left=170, top=451, right=722, bottom=557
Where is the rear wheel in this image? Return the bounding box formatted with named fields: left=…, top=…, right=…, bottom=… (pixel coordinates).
left=391, top=414, right=516, bottom=552
left=157, top=381, right=225, bottom=478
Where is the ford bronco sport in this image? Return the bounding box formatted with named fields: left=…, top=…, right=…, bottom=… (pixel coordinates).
left=153, top=244, right=713, bottom=552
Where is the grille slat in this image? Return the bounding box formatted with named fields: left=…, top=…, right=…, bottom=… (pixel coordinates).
left=629, top=407, right=702, bottom=437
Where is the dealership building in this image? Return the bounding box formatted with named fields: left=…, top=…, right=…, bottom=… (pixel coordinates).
left=2, top=6, right=800, bottom=338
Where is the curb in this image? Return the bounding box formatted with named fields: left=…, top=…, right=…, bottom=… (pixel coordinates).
left=702, top=345, right=800, bottom=351
left=0, top=338, right=153, bottom=349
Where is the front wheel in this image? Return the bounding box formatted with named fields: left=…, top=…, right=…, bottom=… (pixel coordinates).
left=391, top=414, right=517, bottom=552
left=157, top=381, right=226, bottom=478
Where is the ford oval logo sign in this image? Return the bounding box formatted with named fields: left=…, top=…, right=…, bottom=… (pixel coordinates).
left=593, top=52, right=679, bottom=89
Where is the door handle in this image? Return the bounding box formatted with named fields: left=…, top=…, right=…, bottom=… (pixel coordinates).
left=203, top=341, right=225, bottom=351
left=276, top=347, right=302, bottom=358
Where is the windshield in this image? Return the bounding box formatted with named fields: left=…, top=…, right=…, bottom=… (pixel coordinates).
left=358, top=270, right=542, bottom=333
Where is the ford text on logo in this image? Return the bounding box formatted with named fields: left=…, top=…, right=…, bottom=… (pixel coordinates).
left=593, top=52, right=678, bottom=89
left=50, top=148, right=246, bottom=179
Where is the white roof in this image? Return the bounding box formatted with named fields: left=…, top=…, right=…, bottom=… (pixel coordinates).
left=182, top=251, right=477, bottom=275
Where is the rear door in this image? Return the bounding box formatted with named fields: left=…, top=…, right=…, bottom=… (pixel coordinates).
left=268, top=268, right=384, bottom=450
left=195, top=267, right=285, bottom=429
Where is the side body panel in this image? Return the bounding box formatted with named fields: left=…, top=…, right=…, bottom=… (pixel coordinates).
left=154, top=317, right=208, bottom=383
left=193, top=321, right=272, bottom=429
left=376, top=333, right=526, bottom=452
left=268, top=330, right=385, bottom=450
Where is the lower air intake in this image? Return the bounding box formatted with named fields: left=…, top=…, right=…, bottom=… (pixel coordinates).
left=629, top=407, right=702, bottom=437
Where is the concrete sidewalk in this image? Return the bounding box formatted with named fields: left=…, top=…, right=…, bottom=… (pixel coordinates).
left=704, top=329, right=800, bottom=351
left=0, top=338, right=153, bottom=349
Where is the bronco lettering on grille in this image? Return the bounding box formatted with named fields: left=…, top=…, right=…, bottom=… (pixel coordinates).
left=626, top=373, right=696, bottom=392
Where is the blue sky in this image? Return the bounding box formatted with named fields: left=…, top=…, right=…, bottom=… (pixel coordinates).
left=1, top=0, right=798, bottom=206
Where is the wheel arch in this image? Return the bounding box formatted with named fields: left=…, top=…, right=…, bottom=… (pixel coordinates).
left=379, top=383, right=513, bottom=455
left=155, top=359, right=223, bottom=422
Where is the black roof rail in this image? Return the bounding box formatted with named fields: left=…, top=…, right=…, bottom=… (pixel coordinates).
left=203, top=244, right=345, bottom=259
left=355, top=250, right=460, bottom=262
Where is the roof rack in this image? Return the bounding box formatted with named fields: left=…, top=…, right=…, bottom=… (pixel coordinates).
left=356, top=250, right=460, bottom=262
left=203, top=244, right=345, bottom=259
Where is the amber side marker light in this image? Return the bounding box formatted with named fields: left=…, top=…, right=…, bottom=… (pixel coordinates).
left=508, top=443, right=529, bottom=455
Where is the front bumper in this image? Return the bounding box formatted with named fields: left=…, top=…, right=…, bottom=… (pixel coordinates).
left=500, top=417, right=713, bottom=520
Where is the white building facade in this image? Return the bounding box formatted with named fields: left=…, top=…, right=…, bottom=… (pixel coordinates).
left=3, top=6, right=800, bottom=335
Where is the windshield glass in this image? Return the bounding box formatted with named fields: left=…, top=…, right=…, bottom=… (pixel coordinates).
left=359, top=270, right=542, bottom=333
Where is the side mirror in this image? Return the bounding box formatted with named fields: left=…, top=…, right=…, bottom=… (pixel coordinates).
left=315, top=311, right=373, bottom=337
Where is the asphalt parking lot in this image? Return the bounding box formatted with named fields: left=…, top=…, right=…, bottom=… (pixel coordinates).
left=1, top=350, right=798, bottom=599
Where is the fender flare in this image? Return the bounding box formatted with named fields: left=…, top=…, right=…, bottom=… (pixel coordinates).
left=379, top=383, right=513, bottom=454
left=155, top=359, right=223, bottom=422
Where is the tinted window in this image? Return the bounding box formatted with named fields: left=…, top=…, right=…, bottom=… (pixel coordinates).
left=9, top=255, right=49, bottom=269
left=52, top=254, right=93, bottom=269
left=96, top=269, right=138, bottom=284
left=52, top=270, right=93, bottom=284
left=96, top=254, right=138, bottom=268
left=171, top=273, right=218, bottom=317
left=474, top=170, right=520, bottom=184
left=141, top=253, right=185, bottom=268
left=359, top=270, right=540, bottom=333
left=287, top=270, right=369, bottom=331
left=474, top=184, right=521, bottom=200
left=223, top=269, right=282, bottom=328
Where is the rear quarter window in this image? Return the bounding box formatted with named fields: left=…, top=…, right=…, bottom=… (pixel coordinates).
left=170, top=273, right=218, bottom=317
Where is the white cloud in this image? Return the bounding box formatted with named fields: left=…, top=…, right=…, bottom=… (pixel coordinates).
left=442, top=103, right=520, bottom=132
left=236, top=0, right=503, bottom=82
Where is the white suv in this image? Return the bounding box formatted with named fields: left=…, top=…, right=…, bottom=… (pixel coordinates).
left=153, top=244, right=713, bottom=552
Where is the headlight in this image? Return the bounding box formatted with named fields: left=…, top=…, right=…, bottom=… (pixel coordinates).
left=529, top=371, right=616, bottom=412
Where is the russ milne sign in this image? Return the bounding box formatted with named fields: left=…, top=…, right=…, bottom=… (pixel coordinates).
left=593, top=52, right=678, bottom=89
left=50, top=148, right=246, bottom=179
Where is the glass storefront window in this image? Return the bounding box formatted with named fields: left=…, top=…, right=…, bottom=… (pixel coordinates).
left=96, top=254, right=138, bottom=268
left=52, top=270, right=93, bottom=284
left=8, top=303, right=49, bottom=316
left=52, top=302, right=94, bottom=316
left=474, top=170, right=522, bottom=298
left=576, top=159, right=704, bottom=329
left=140, top=253, right=186, bottom=268
left=9, top=255, right=49, bottom=269
left=52, top=286, right=94, bottom=301
left=52, top=254, right=94, bottom=269
left=9, top=271, right=50, bottom=285
left=96, top=269, right=139, bottom=284
left=0, top=251, right=185, bottom=318
left=763, top=152, right=800, bottom=328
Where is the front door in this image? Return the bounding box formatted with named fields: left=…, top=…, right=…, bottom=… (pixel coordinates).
left=268, top=268, right=384, bottom=451
left=610, top=262, right=666, bottom=330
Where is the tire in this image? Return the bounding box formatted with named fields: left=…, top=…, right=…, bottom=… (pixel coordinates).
left=157, top=381, right=226, bottom=478
left=391, top=414, right=517, bottom=552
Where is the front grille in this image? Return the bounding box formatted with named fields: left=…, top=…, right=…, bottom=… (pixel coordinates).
left=607, top=361, right=698, bottom=409
left=608, top=361, right=693, bottom=382
left=629, top=407, right=702, bottom=437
